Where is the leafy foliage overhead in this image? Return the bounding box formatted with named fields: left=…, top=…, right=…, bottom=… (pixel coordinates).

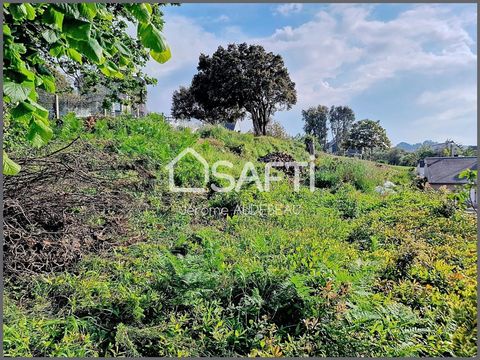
left=3, top=3, right=171, bottom=175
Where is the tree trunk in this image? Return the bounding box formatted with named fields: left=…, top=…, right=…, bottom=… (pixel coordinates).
left=250, top=107, right=270, bottom=136
left=252, top=116, right=260, bottom=136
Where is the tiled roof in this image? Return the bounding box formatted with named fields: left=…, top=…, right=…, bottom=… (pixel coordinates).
left=424, top=157, right=477, bottom=184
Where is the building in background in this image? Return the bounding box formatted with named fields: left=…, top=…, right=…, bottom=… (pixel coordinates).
left=422, top=156, right=477, bottom=207
left=38, top=78, right=147, bottom=119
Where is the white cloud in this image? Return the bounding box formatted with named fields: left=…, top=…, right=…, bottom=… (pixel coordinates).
left=413, top=86, right=477, bottom=144
left=143, top=15, right=246, bottom=116
left=417, top=86, right=476, bottom=107
left=143, top=16, right=221, bottom=77
left=275, top=4, right=303, bottom=17
left=144, top=5, right=476, bottom=142
left=257, top=4, right=476, bottom=110
left=215, top=14, right=230, bottom=23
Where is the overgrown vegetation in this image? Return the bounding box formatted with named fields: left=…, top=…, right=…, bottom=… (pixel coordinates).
left=3, top=2, right=171, bottom=174
left=3, top=114, right=477, bottom=357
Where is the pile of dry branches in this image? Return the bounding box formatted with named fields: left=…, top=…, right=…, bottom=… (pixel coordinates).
left=3, top=140, right=151, bottom=276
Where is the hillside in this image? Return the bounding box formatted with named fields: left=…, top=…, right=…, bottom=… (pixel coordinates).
left=3, top=114, right=477, bottom=357
left=395, top=140, right=439, bottom=152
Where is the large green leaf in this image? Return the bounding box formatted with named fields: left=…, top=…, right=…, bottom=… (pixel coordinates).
left=24, top=3, right=36, bottom=20
left=43, top=7, right=64, bottom=30
left=67, top=47, right=83, bottom=63
left=17, top=64, right=36, bottom=81
left=150, top=47, right=171, bottom=64
left=99, top=61, right=125, bottom=79
left=27, top=116, right=53, bottom=148
left=143, top=3, right=153, bottom=14
left=49, top=44, right=65, bottom=58
left=63, top=17, right=91, bottom=40
left=29, top=100, right=49, bottom=119
left=11, top=101, right=35, bottom=123
left=42, top=29, right=59, bottom=44
left=115, top=41, right=131, bottom=57
left=138, top=23, right=167, bottom=53
left=3, top=81, right=32, bottom=103
left=128, top=4, right=150, bottom=23
left=79, top=3, right=97, bottom=20
left=69, top=38, right=103, bottom=64
left=9, top=4, right=27, bottom=21
left=119, top=55, right=130, bottom=67
left=40, top=75, right=56, bottom=93
left=3, top=24, right=11, bottom=36
left=23, top=81, right=37, bottom=100
left=52, top=4, right=80, bottom=19
left=3, top=151, right=21, bottom=176
left=95, top=6, right=113, bottom=21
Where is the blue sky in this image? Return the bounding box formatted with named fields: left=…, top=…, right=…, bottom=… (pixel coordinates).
left=144, top=3, right=477, bottom=145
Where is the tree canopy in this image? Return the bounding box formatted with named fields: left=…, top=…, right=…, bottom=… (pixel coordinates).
left=172, top=86, right=244, bottom=125
left=3, top=3, right=171, bottom=175
left=345, top=119, right=391, bottom=157
left=172, top=43, right=297, bottom=135
left=329, top=105, right=355, bottom=154
left=302, top=105, right=329, bottom=151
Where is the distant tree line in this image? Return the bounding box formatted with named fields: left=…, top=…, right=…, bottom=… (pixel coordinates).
left=371, top=142, right=476, bottom=167
left=172, top=42, right=392, bottom=158
left=302, top=105, right=390, bottom=158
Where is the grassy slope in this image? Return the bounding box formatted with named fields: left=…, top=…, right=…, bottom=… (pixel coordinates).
left=3, top=114, right=477, bottom=357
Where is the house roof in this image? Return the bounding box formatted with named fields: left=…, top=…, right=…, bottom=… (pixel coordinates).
left=424, top=156, right=477, bottom=184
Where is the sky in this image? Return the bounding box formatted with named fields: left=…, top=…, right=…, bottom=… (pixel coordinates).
left=143, top=3, right=477, bottom=146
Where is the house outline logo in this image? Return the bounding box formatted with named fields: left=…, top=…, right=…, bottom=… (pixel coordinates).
left=166, top=147, right=209, bottom=193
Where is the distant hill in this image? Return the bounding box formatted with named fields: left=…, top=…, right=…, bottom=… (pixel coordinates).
left=395, top=140, right=438, bottom=152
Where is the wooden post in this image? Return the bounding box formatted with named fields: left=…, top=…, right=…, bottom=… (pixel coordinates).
left=305, top=137, right=315, bottom=156
left=54, top=94, right=60, bottom=120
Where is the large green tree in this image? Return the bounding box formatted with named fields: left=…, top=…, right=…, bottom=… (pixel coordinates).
left=302, top=105, right=329, bottom=150
left=329, top=105, right=355, bottom=154
left=345, top=119, right=391, bottom=158
left=172, top=43, right=297, bottom=135
left=171, top=86, right=244, bottom=125
left=3, top=3, right=171, bottom=175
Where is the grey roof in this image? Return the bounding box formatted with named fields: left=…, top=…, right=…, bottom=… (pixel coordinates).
left=424, top=157, right=477, bottom=184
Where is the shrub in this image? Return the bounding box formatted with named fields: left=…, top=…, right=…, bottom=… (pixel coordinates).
left=315, top=157, right=377, bottom=192
left=58, top=112, right=84, bottom=140
left=334, top=184, right=360, bottom=219
left=266, top=121, right=289, bottom=139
